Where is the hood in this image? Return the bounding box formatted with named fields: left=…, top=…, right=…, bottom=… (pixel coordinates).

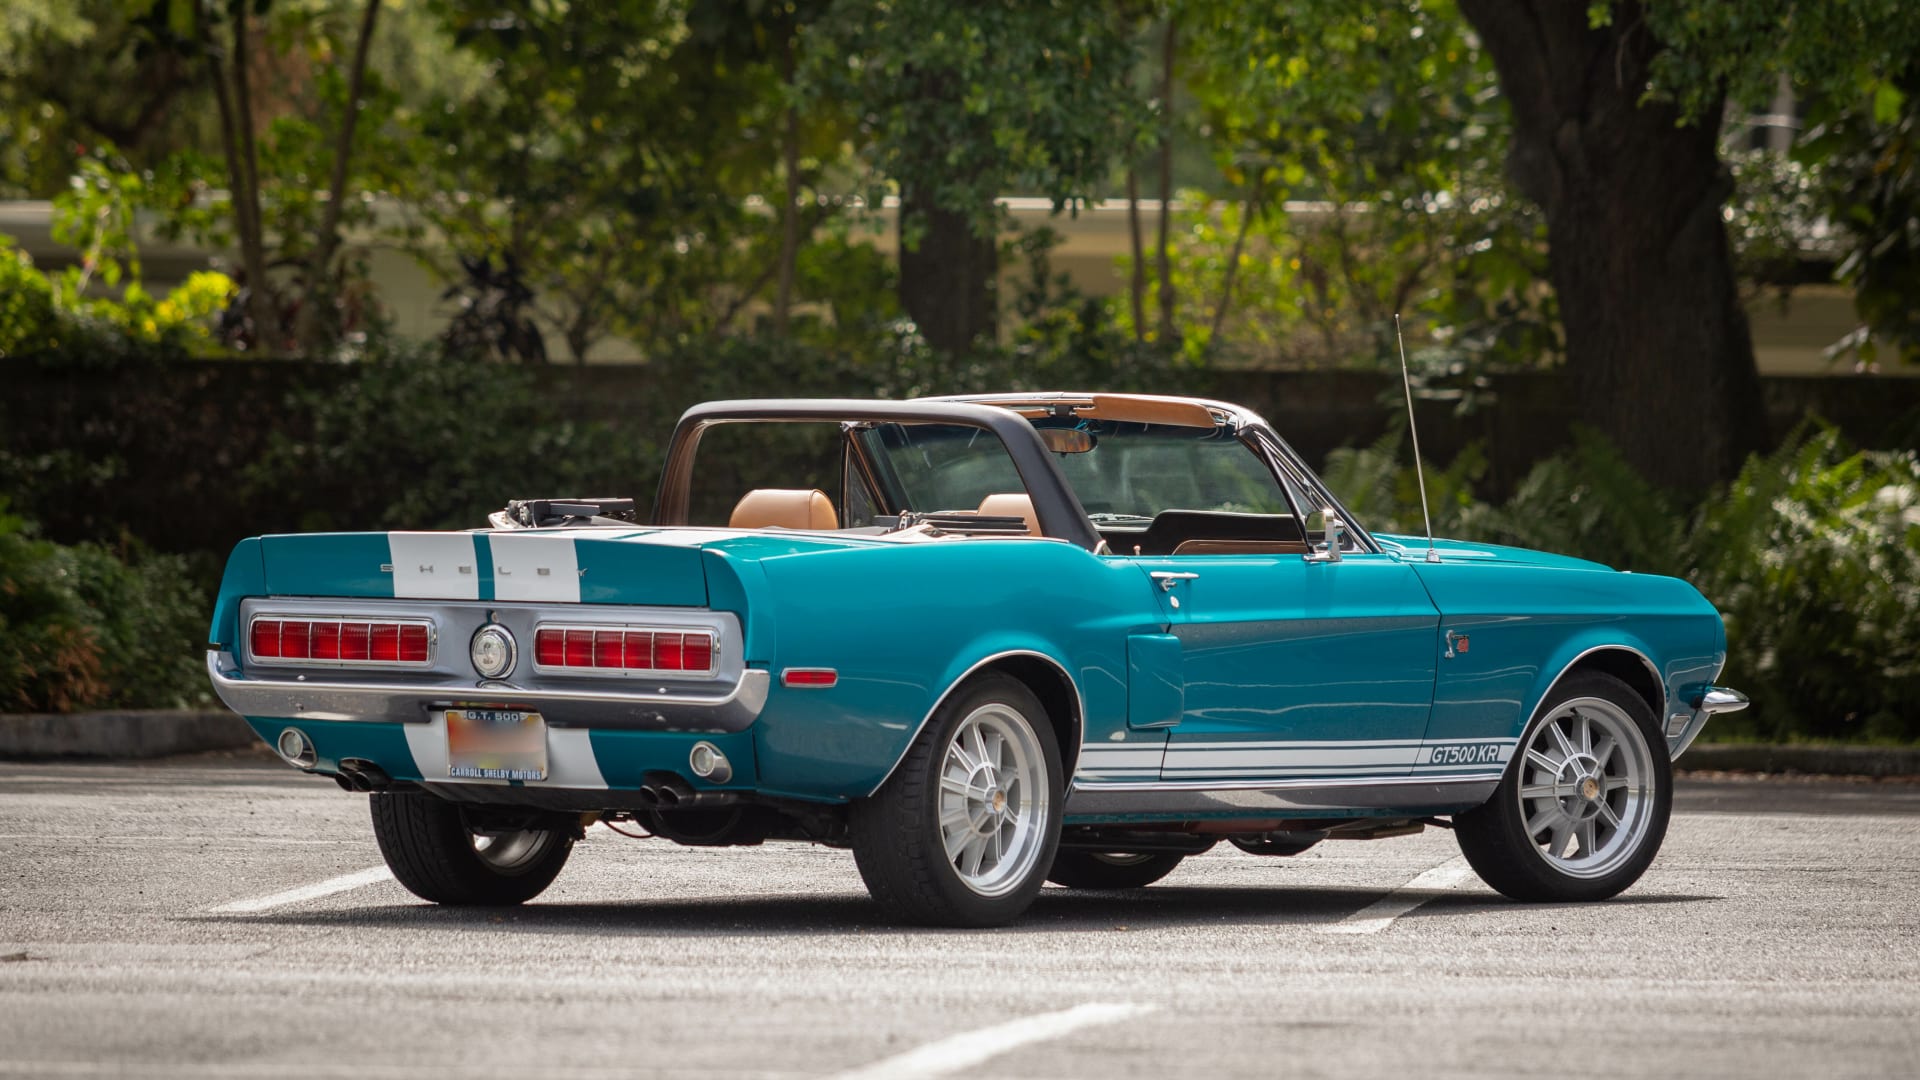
left=1372, top=533, right=1616, bottom=573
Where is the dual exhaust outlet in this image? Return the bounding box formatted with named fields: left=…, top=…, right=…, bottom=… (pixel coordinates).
left=278, top=726, right=735, bottom=802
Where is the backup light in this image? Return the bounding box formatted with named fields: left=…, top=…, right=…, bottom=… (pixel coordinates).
left=688, top=741, right=732, bottom=783
left=276, top=727, right=317, bottom=769
left=470, top=624, right=517, bottom=679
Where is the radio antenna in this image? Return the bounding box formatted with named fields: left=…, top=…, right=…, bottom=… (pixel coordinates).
left=1394, top=314, right=1440, bottom=563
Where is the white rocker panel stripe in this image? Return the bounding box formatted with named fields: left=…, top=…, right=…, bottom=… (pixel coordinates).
left=1153, top=738, right=1516, bottom=780
left=1075, top=744, right=1166, bottom=781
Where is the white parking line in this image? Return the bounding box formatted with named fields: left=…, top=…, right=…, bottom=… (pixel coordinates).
left=208, top=865, right=395, bottom=914
left=1317, top=855, right=1474, bottom=935
left=826, top=1002, right=1158, bottom=1080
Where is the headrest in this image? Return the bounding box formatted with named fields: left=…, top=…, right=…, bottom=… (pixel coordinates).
left=976, top=493, right=1039, bottom=536
left=729, top=488, right=839, bottom=531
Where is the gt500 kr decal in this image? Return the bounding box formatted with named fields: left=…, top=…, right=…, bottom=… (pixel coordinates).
left=1421, top=742, right=1508, bottom=766
left=1154, top=737, right=1514, bottom=780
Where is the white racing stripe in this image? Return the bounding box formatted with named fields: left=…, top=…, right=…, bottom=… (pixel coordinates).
left=1317, top=856, right=1474, bottom=936
left=827, top=1002, right=1158, bottom=1080
left=387, top=533, right=481, bottom=599
left=487, top=532, right=581, bottom=602
left=208, top=865, right=394, bottom=914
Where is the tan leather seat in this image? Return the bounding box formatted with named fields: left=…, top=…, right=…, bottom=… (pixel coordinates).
left=730, top=488, right=839, bottom=530
left=976, top=493, right=1039, bottom=535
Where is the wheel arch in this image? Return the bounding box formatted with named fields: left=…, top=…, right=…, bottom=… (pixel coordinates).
left=1521, top=643, right=1666, bottom=740
left=861, top=648, right=1085, bottom=798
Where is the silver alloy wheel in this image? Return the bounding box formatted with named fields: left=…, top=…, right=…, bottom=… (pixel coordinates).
left=1516, top=696, right=1656, bottom=879
left=938, top=702, right=1050, bottom=898
left=472, top=830, right=548, bottom=872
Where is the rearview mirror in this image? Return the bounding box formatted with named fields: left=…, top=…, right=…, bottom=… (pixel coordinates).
left=1303, top=509, right=1344, bottom=563
left=1038, top=428, right=1095, bottom=454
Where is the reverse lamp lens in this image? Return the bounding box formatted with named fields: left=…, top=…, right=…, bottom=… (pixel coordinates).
left=470, top=625, right=516, bottom=679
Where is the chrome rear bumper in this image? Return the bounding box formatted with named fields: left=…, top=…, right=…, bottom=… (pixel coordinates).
left=206, top=650, right=769, bottom=733
left=1667, top=685, right=1749, bottom=759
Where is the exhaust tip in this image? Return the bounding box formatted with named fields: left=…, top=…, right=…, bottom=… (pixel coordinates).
left=276, top=727, right=317, bottom=770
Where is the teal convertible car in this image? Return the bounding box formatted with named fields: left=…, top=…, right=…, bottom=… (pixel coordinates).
left=207, top=393, right=1747, bottom=926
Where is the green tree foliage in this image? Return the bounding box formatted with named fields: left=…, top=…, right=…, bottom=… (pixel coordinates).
left=0, top=2, right=215, bottom=198
left=1171, top=0, right=1552, bottom=370
left=808, top=0, right=1146, bottom=352
left=1800, top=74, right=1920, bottom=368
left=402, top=0, right=853, bottom=360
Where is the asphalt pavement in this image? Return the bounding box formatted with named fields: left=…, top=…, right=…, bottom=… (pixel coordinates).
left=2, top=755, right=1916, bottom=1079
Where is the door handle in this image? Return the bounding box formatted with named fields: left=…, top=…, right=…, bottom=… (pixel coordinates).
left=1150, top=570, right=1200, bottom=592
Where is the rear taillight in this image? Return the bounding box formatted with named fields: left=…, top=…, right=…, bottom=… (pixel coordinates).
left=532, top=627, right=717, bottom=675
left=248, top=617, right=433, bottom=667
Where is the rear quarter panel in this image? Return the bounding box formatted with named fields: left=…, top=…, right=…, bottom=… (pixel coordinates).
left=729, top=538, right=1162, bottom=800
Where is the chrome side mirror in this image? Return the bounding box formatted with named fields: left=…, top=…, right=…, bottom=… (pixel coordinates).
left=1303, top=509, right=1344, bottom=563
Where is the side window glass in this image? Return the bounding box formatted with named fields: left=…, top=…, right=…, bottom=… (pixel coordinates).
left=688, top=421, right=844, bottom=527
left=842, top=438, right=882, bottom=528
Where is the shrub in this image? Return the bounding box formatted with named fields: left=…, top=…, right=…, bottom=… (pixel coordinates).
left=244, top=343, right=662, bottom=532
left=1689, top=427, right=1920, bottom=743
left=1452, top=428, right=1686, bottom=576
left=0, top=237, right=232, bottom=366
left=0, top=504, right=209, bottom=713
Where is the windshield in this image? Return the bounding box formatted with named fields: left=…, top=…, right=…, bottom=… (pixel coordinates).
left=860, top=419, right=1293, bottom=521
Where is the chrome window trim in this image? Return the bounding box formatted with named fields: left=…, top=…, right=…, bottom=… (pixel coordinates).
left=245, top=612, right=437, bottom=671
left=1249, top=425, right=1382, bottom=555
left=530, top=621, right=721, bottom=680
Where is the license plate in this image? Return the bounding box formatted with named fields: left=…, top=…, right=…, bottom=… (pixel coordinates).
left=445, top=709, right=547, bottom=781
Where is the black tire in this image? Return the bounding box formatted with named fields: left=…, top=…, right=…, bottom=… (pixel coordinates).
left=850, top=673, right=1064, bottom=927
left=369, top=792, right=573, bottom=905
left=1047, top=851, right=1185, bottom=890
left=1455, top=671, right=1672, bottom=902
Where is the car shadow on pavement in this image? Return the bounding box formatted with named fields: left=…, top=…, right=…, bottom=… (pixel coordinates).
left=192, top=884, right=1719, bottom=938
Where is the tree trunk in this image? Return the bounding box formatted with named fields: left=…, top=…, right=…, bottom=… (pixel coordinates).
left=225, top=0, right=278, bottom=352
left=1154, top=20, right=1177, bottom=343
left=772, top=34, right=805, bottom=337
left=298, top=0, right=383, bottom=356
left=1457, top=0, right=1766, bottom=491
left=1206, top=175, right=1263, bottom=357
left=898, top=191, right=996, bottom=355
left=1126, top=167, right=1146, bottom=341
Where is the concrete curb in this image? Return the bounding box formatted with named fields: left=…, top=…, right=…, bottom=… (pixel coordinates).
left=0, top=709, right=256, bottom=761
left=1679, top=743, right=1920, bottom=779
